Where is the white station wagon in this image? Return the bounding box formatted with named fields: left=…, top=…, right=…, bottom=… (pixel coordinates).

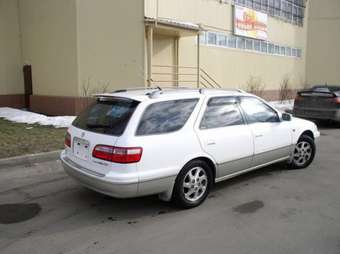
left=61, top=88, right=320, bottom=208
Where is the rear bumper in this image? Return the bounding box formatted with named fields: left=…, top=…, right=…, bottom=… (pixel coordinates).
left=293, top=107, right=340, bottom=122
left=60, top=151, right=138, bottom=198
left=60, top=151, right=176, bottom=199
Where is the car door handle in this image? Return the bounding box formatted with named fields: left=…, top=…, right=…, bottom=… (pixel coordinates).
left=255, top=134, right=264, bottom=138
left=206, top=140, right=216, bottom=146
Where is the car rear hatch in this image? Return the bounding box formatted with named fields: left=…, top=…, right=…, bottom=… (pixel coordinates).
left=294, top=88, right=340, bottom=118
left=65, top=96, right=140, bottom=176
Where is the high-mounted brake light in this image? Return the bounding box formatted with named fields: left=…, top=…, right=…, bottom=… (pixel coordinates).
left=65, top=132, right=71, bottom=148
left=92, top=145, right=143, bottom=164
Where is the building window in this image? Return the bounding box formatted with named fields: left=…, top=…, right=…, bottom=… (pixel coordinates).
left=199, top=33, right=206, bottom=44
left=274, top=0, right=281, bottom=16
left=261, top=0, right=268, bottom=12
left=261, top=41, right=268, bottom=53
left=275, top=45, right=280, bottom=55
left=207, top=32, right=217, bottom=45
left=208, top=33, right=216, bottom=45
left=280, top=46, right=286, bottom=56
left=254, top=40, right=261, bottom=52
left=245, top=0, right=253, bottom=8
left=254, top=0, right=261, bottom=10
left=292, top=48, right=297, bottom=57
left=237, top=37, right=246, bottom=49
left=217, top=34, right=227, bottom=46
left=246, top=39, right=253, bottom=50
left=199, top=31, right=302, bottom=59
left=297, top=48, right=302, bottom=58
left=286, top=47, right=292, bottom=56
left=228, top=36, right=237, bottom=48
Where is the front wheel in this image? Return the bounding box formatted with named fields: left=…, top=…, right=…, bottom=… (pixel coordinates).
left=172, top=160, right=213, bottom=209
left=289, top=135, right=316, bottom=169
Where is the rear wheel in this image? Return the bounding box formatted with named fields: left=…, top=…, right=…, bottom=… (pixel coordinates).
left=172, top=160, right=213, bottom=209
left=289, top=135, right=315, bottom=169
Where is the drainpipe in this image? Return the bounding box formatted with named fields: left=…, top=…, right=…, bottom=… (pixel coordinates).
left=147, top=26, right=153, bottom=87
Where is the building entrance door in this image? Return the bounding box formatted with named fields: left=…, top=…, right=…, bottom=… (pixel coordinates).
left=152, top=34, right=178, bottom=87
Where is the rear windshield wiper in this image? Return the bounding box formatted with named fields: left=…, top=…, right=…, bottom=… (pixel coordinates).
left=86, top=123, right=111, bottom=129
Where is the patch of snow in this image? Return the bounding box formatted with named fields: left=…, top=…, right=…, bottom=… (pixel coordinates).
left=0, top=107, right=76, bottom=128
left=269, top=100, right=294, bottom=113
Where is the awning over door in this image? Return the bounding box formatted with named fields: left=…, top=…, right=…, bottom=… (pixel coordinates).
left=145, top=17, right=201, bottom=36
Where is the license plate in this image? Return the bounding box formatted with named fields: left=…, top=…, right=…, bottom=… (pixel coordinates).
left=73, top=137, right=90, bottom=161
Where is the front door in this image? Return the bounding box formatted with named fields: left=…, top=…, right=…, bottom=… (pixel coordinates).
left=239, top=96, right=293, bottom=166
left=195, top=96, right=254, bottom=178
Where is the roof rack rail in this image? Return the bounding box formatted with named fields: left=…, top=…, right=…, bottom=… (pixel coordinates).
left=112, top=87, right=159, bottom=93
left=147, top=90, right=163, bottom=99
left=236, top=89, right=247, bottom=93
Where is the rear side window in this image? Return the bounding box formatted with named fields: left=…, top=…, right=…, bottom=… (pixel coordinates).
left=200, top=97, right=244, bottom=129
left=72, top=97, right=139, bottom=136
left=136, top=99, right=199, bottom=136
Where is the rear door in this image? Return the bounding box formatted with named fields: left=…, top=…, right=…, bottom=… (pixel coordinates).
left=195, top=96, right=254, bottom=178
left=239, top=97, right=293, bottom=166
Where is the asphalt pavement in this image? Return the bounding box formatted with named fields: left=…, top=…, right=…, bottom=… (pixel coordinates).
left=0, top=124, right=340, bottom=254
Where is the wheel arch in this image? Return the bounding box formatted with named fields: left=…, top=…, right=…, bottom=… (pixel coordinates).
left=182, top=156, right=217, bottom=182
left=158, top=155, right=217, bottom=202
left=300, top=130, right=314, bottom=140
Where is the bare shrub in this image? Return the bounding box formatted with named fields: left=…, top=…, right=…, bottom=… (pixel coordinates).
left=245, top=76, right=265, bottom=98
left=279, top=77, right=292, bottom=102
left=80, top=78, right=110, bottom=111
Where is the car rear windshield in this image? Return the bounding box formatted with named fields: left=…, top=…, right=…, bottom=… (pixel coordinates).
left=72, top=97, right=140, bottom=136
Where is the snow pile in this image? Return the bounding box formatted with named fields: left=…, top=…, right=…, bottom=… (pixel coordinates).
left=269, top=100, right=294, bottom=113
left=0, top=107, right=76, bottom=128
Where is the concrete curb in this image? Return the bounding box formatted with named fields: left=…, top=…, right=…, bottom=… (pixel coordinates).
left=0, top=150, right=62, bottom=169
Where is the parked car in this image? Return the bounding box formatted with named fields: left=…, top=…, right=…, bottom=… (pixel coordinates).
left=293, top=85, right=340, bottom=123
left=61, top=88, right=320, bottom=208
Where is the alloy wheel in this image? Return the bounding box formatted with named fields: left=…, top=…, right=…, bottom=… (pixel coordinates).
left=183, top=167, right=208, bottom=202
left=293, top=141, right=313, bottom=167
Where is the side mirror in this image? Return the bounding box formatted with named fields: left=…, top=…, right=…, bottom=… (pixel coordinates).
left=282, top=113, right=292, bottom=121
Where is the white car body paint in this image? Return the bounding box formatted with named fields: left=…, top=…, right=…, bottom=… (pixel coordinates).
left=60, top=89, right=320, bottom=201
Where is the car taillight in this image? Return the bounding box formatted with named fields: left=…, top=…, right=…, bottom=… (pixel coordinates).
left=65, top=132, right=71, bottom=148
left=334, top=97, right=340, bottom=104
left=92, top=145, right=143, bottom=164
left=295, top=95, right=303, bottom=101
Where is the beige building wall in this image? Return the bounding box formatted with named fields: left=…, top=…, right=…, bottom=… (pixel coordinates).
left=306, top=0, right=340, bottom=85
left=0, top=0, right=23, bottom=95
left=76, top=0, right=145, bottom=95
left=146, top=0, right=308, bottom=94
left=18, top=0, right=79, bottom=97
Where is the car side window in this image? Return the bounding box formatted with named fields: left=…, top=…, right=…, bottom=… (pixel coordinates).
left=136, top=99, right=199, bottom=136
left=240, top=97, right=280, bottom=124
left=200, top=97, right=244, bottom=129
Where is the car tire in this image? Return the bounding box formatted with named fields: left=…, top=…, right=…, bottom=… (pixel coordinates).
left=172, top=160, right=213, bottom=209
left=288, top=135, right=316, bottom=169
